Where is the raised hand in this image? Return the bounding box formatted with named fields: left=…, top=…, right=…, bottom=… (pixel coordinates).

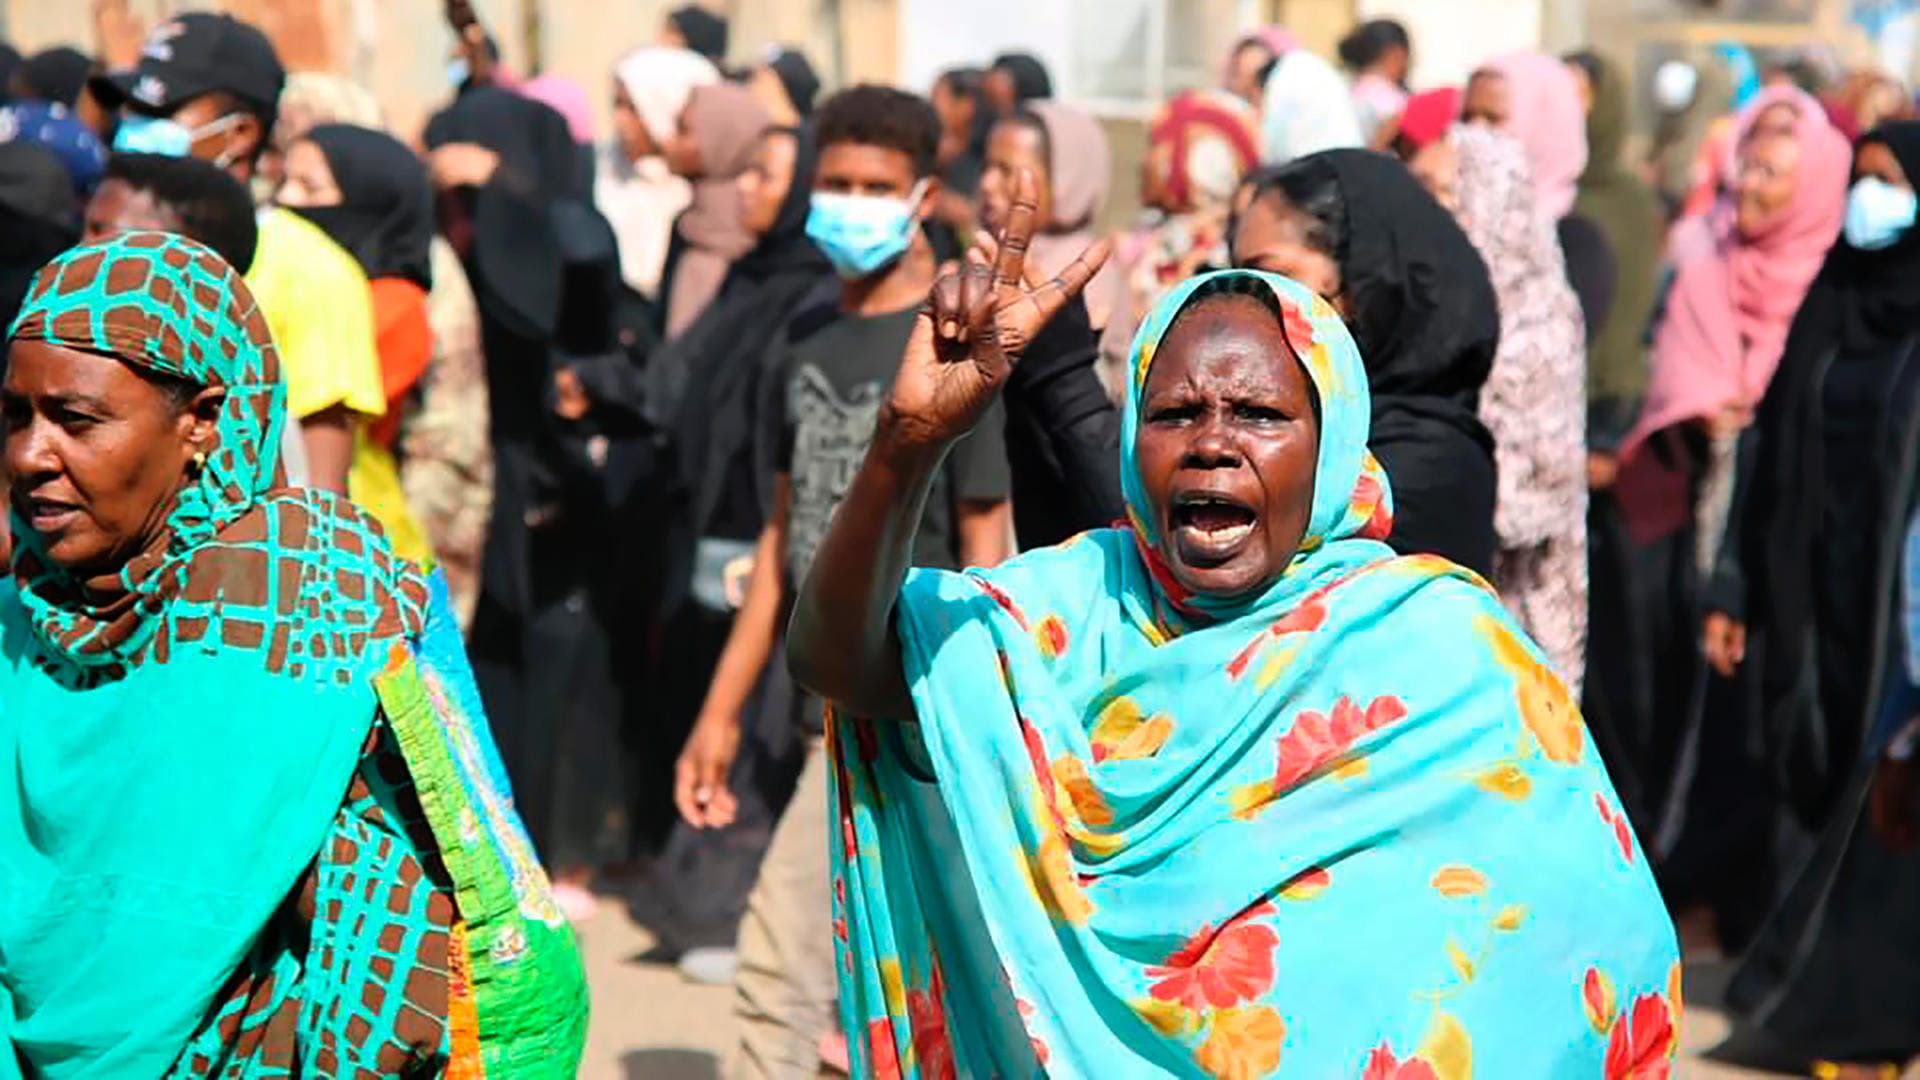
left=881, top=167, right=1109, bottom=453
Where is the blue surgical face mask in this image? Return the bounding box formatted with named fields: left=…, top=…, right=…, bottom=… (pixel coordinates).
left=112, top=112, right=194, bottom=156
left=447, top=57, right=470, bottom=89
left=112, top=111, right=242, bottom=165
left=805, top=181, right=926, bottom=280
left=1844, top=176, right=1918, bottom=251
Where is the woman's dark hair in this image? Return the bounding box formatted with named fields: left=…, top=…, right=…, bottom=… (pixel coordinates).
left=936, top=66, right=985, bottom=102
left=815, top=84, right=941, bottom=179
left=1235, top=159, right=1350, bottom=271
left=990, top=52, right=1053, bottom=104
left=1563, top=50, right=1603, bottom=88
left=136, top=366, right=204, bottom=411
left=1337, top=19, right=1410, bottom=73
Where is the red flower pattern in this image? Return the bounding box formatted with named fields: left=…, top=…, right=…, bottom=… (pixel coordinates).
left=974, top=578, right=1030, bottom=631
left=905, top=965, right=955, bottom=1080
left=1361, top=1045, right=1440, bottom=1080
left=866, top=1018, right=902, bottom=1080
left=1604, top=993, right=1675, bottom=1080
left=1279, top=296, right=1317, bottom=351
left=1226, top=595, right=1329, bottom=680
left=1270, top=695, right=1408, bottom=790
left=1145, top=901, right=1279, bottom=1011
left=1593, top=793, right=1636, bottom=865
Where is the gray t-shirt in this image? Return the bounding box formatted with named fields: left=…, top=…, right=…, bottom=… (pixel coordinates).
left=771, top=305, right=1011, bottom=588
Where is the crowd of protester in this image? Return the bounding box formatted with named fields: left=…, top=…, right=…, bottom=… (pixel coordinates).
left=3, top=3, right=1920, bottom=1076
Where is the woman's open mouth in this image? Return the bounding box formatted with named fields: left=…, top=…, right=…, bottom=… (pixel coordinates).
left=1170, top=491, right=1258, bottom=563
left=21, top=497, right=80, bottom=532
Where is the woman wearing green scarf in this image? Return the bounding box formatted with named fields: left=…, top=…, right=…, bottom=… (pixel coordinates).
left=0, top=233, right=586, bottom=1077
left=1567, top=50, right=1664, bottom=462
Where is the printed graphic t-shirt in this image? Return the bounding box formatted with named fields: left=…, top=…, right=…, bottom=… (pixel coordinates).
left=771, top=305, right=1011, bottom=589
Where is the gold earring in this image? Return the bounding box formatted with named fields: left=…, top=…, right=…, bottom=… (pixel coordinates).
left=192, top=450, right=208, bottom=473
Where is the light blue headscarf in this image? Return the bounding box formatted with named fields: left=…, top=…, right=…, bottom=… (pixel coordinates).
left=828, top=270, right=1679, bottom=1077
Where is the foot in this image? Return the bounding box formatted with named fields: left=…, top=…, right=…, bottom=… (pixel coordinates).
left=551, top=882, right=600, bottom=924
left=676, top=946, right=738, bottom=985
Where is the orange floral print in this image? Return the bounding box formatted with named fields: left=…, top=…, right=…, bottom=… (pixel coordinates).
left=1472, top=762, right=1532, bottom=801
left=1034, top=615, right=1069, bottom=660
left=1478, top=614, right=1585, bottom=764
left=1052, top=755, right=1114, bottom=828
left=1194, top=1005, right=1285, bottom=1080
left=1278, top=865, right=1330, bottom=900
left=1429, top=865, right=1489, bottom=898
left=1023, top=828, right=1093, bottom=924
left=1090, top=697, right=1175, bottom=762
left=1146, top=902, right=1279, bottom=1011
left=1603, top=993, right=1676, bottom=1080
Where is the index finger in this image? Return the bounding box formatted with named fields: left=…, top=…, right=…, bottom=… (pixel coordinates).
left=992, top=166, right=1041, bottom=291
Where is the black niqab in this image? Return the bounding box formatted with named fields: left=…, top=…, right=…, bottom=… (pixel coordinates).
left=1246, top=150, right=1500, bottom=574
left=425, top=87, right=579, bottom=204
left=425, top=88, right=580, bottom=339
left=1822, top=120, right=1920, bottom=352
left=295, top=124, right=434, bottom=290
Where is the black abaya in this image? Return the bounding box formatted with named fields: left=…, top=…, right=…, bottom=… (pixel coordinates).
left=1688, top=121, right=1920, bottom=1066
left=1259, top=151, right=1501, bottom=576
left=426, top=89, right=638, bottom=873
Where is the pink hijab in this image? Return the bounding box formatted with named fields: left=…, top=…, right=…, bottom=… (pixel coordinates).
left=1620, top=89, right=1851, bottom=469
left=519, top=75, right=593, bottom=143
left=1477, top=53, right=1588, bottom=219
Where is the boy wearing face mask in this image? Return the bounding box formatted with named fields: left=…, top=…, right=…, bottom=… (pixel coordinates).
left=87, top=13, right=383, bottom=495
left=674, top=85, right=1012, bottom=1077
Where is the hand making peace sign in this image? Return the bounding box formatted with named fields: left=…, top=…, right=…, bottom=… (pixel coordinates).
left=881, top=167, right=1111, bottom=453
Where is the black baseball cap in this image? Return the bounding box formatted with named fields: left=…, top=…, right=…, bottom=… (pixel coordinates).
left=88, top=13, right=285, bottom=117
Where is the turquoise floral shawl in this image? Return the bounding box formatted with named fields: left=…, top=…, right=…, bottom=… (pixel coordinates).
left=828, top=270, right=1680, bottom=1078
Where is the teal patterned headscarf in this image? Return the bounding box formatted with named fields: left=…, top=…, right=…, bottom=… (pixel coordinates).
left=6, top=231, right=424, bottom=680
left=1, top=233, right=437, bottom=1075
left=828, top=270, right=1680, bottom=1077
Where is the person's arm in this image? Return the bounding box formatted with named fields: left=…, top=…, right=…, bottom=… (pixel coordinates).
left=978, top=229, right=1124, bottom=547
left=787, top=169, right=1106, bottom=718
left=674, top=478, right=790, bottom=829
left=446, top=0, right=499, bottom=87
left=301, top=404, right=355, bottom=496
left=957, top=500, right=1012, bottom=568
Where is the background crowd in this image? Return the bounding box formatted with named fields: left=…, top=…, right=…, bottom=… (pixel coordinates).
left=2, top=2, right=1919, bottom=1077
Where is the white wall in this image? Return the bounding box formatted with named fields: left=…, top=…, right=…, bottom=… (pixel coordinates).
left=896, top=0, right=1077, bottom=94
left=1357, top=0, right=1544, bottom=89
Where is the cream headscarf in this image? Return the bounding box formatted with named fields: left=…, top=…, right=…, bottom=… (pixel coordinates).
left=599, top=47, right=719, bottom=299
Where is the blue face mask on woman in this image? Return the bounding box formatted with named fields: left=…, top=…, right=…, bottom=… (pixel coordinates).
left=1844, top=176, right=1918, bottom=251
left=805, top=182, right=926, bottom=280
